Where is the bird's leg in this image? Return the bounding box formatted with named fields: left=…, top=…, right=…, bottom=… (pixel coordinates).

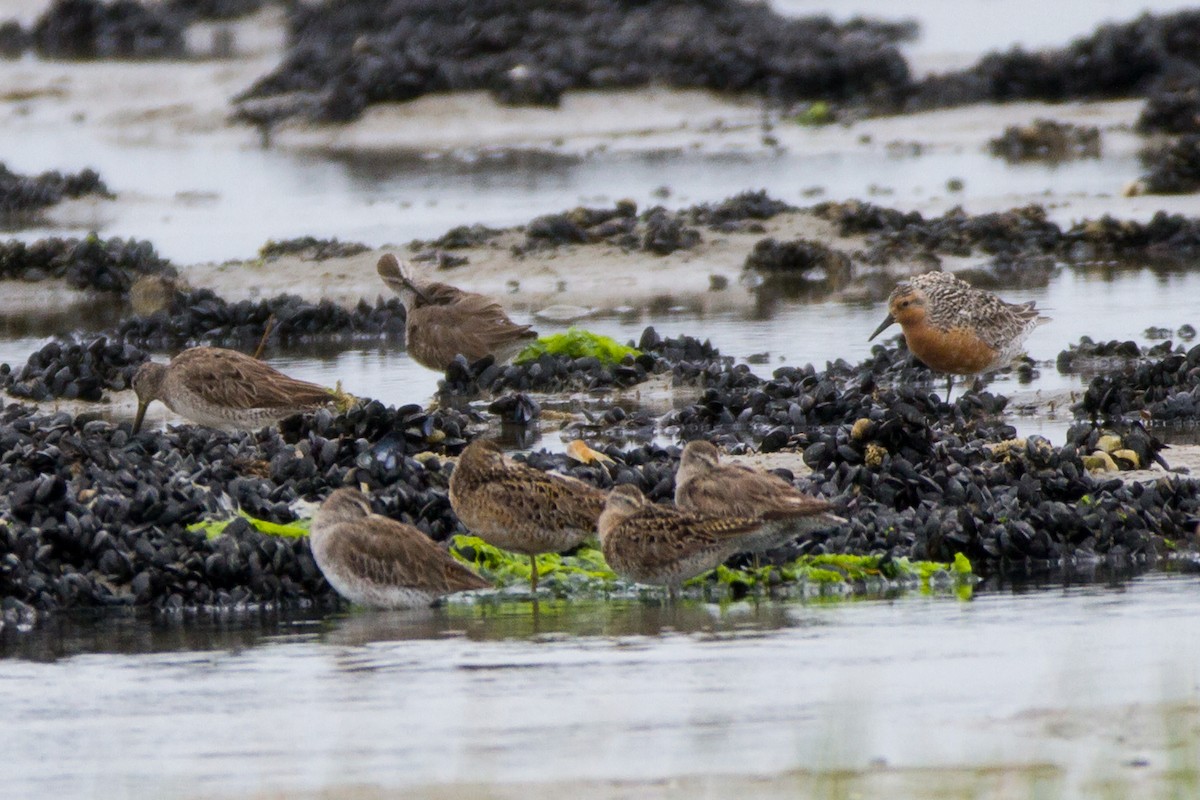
left=252, top=314, right=277, bottom=360
left=945, top=374, right=954, bottom=404
left=752, top=553, right=765, bottom=592
left=529, top=554, right=539, bottom=594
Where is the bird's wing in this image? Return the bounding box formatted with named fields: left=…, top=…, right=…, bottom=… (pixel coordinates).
left=173, top=348, right=331, bottom=409
left=329, top=517, right=490, bottom=593
left=679, top=465, right=831, bottom=519
left=468, top=468, right=605, bottom=532
left=613, top=507, right=760, bottom=571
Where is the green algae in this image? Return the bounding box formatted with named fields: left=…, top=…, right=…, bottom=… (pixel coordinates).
left=188, top=512, right=311, bottom=540
left=450, top=535, right=975, bottom=600
left=191, top=515, right=976, bottom=600
left=793, top=100, right=834, bottom=126
left=450, top=535, right=618, bottom=595
left=707, top=553, right=975, bottom=598
left=515, top=327, right=641, bottom=367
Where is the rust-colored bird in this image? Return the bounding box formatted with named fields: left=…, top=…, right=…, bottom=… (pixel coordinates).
left=377, top=254, right=537, bottom=371
left=869, top=270, right=1048, bottom=400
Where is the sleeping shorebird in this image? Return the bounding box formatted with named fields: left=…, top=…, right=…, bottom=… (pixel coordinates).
left=131, top=346, right=334, bottom=433
left=597, top=484, right=786, bottom=598
left=310, top=488, right=490, bottom=608
left=377, top=254, right=537, bottom=371
left=674, top=440, right=842, bottom=559
left=868, top=271, right=1049, bottom=401
left=448, top=439, right=605, bottom=593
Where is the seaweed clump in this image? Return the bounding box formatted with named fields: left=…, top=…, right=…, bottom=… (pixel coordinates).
left=258, top=237, right=370, bottom=261
left=0, top=235, right=173, bottom=293
left=33, top=0, right=186, bottom=59
left=449, top=536, right=975, bottom=600
left=1138, top=85, right=1200, bottom=135
left=0, top=163, right=112, bottom=220
left=908, top=10, right=1200, bottom=111
left=439, top=326, right=717, bottom=397
left=517, top=191, right=795, bottom=255
left=515, top=328, right=641, bottom=367
left=234, top=0, right=913, bottom=123
left=1134, top=135, right=1200, bottom=195
left=743, top=237, right=853, bottom=295
left=987, top=119, right=1101, bottom=163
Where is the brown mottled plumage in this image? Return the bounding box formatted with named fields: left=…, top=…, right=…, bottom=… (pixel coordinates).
left=131, top=346, right=333, bottom=433
left=448, top=439, right=605, bottom=592
left=598, top=484, right=766, bottom=596
left=674, top=441, right=842, bottom=556
left=377, top=254, right=537, bottom=371
left=869, top=271, right=1049, bottom=400
left=310, top=488, right=490, bottom=608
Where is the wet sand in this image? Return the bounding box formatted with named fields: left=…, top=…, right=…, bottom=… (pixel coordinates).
left=4, top=6, right=1200, bottom=278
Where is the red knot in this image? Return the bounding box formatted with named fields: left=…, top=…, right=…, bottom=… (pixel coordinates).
left=869, top=271, right=1049, bottom=400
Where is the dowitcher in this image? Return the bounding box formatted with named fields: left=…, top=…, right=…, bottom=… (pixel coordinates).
left=675, top=440, right=842, bottom=557
left=131, top=346, right=334, bottom=433
left=310, top=487, right=490, bottom=608
left=869, top=270, right=1048, bottom=400
left=448, top=439, right=605, bottom=592
left=377, top=254, right=537, bottom=371
left=597, top=484, right=771, bottom=597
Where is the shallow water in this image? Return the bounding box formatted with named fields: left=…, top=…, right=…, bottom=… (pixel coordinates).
left=2, top=572, right=1198, bottom=799
left=4, top=265, right=1197, bottom=450
left=1, top=125, right=1141, bottom=266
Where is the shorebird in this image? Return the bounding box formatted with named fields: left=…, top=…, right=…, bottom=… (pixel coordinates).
left=448, top=439, right=605, bottom=592
left=598, top=484, right=773, bottom=598
left=131, top=346, right=334, bottom=433
left=674, top=440, right=842, bottom=558
left=868, top=271, right=1049, bottom=401
left=377, top=253, right=537, bottom=371
left=310, top=487, right=490, bottom=608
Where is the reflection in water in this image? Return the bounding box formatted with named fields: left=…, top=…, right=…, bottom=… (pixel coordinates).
left=321, top=598, right=805, bottom=649
left=1, top=561, right=1173, bottom=665
left=0, top=607, right=327, bottom=662
left=0, top=296, right=126, bottom=338
left=0, top=598, right=807, bottom=662
left=2, top=575, right=1199, bottom=800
